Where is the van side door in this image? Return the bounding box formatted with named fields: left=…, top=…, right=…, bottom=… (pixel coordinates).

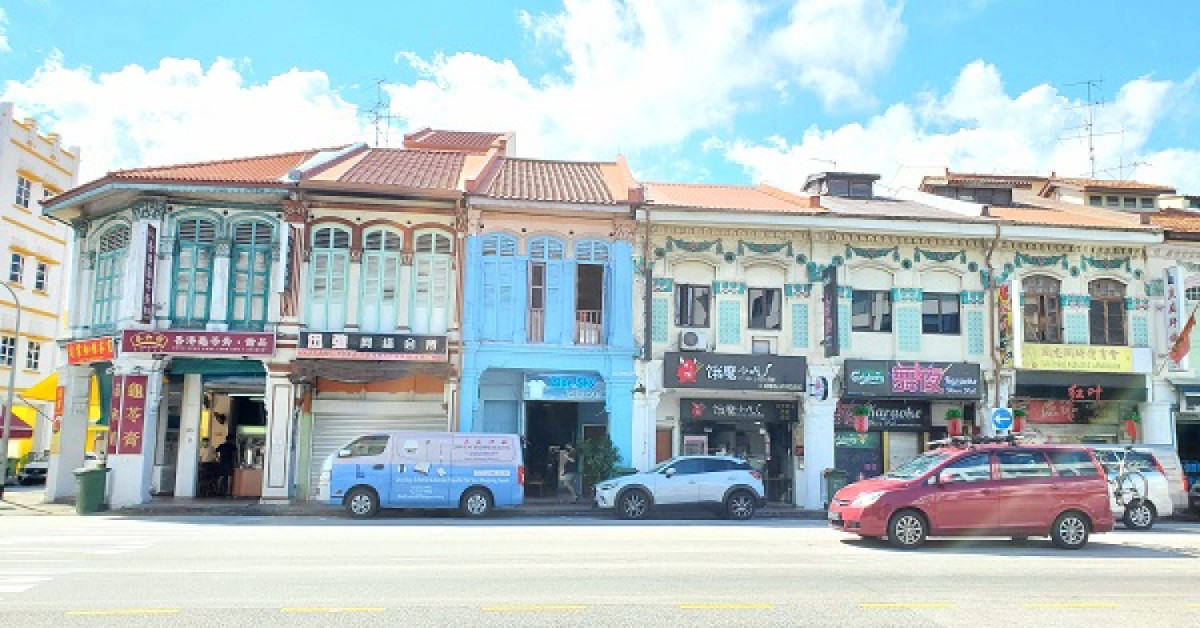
left=390, top=435, right=451, bottom=507
left=330, top=435, right=392, bottom=505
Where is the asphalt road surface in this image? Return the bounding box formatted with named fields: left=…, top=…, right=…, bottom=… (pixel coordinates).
left=2, top=513, right=1200, bottom=627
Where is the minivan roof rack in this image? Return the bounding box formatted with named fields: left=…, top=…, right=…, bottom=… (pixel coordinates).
left=926, top=434, right=1026, bottom=450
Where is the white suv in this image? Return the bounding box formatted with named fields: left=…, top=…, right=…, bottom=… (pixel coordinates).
left=1090, top=446, right=1180, bottom=530
left=594, top=455, right=766, bottom=520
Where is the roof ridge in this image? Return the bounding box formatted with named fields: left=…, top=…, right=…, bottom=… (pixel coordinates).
left=111, top=146, right=346, bottom=176
left=499, top=156, right=615, bottom=166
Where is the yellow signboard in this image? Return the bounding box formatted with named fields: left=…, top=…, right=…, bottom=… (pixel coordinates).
left=1020, top=344, right=1133, bottom=372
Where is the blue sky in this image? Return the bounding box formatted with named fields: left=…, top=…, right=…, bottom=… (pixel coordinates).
left=2, top=0, right=1198, bottom=191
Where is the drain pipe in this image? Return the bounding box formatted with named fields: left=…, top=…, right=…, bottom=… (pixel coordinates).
left=983, top=212, right=1003, bottom=422
left=641, top=204, right=653, bottom=362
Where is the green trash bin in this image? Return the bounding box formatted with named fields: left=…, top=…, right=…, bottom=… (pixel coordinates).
left=73, top=467, right=110, bottom=515
left=822, top=468, right=850, bottom=508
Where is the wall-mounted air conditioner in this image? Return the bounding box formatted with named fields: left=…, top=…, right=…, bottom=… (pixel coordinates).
left=679, top=329, right=709, bottom=351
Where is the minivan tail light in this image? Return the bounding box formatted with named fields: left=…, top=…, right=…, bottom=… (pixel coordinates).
left=519, top=465, right=526, bottom=485
left=1154, top=457, right=1166, bottom=476
left=750, top=471, right=762, bottom=480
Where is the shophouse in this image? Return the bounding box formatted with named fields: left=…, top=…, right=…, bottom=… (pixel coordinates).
left=458, top=155, right=639, bottom=496
left=0, top=103, right=80, bottom=463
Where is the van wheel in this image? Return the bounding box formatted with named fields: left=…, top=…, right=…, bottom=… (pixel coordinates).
left=887, top=509, right=928, bottom=549
left=1050, top=511, right=1090, bottom=550
left=1123, top=500, right=1156, bottom=530
left=725, top=490, right=757, bottom=521
left=344, top=487, right=379, bottom=519
left=618, top=489, right=650, bottom=520
left=460, top=488, right=493, bottom=518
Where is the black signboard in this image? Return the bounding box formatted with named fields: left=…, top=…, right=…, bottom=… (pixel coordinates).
left=823, top=265, right=839, bottom=358
left=843, top=360, right=981, bottom=399
left=681, top=398, right=799, bottom=423
left=834, top=400, right=931, bottom=431
left=1013, top=371, right=1147, bottom=402
left=664, top=352, right=806, bottom=391
left=297, top=332, right=448, bottom=361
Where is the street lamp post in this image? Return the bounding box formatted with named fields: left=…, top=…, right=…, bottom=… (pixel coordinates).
left=0, top=281, right=20, bottom=499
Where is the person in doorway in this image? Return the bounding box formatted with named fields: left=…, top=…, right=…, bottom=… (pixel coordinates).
left=557, top=443, right=579, bottom=503
left=215, top=436, right=238, bottom=497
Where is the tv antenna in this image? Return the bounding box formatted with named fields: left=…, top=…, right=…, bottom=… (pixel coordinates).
left=1059, top=79, right=1121, bottom=178
left=365, top=79, right=398, bottom=147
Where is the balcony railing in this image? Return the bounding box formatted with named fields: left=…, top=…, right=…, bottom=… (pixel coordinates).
left=576, top=310, right=602, bottom=345
left=527, top=308, right=545, bottom=343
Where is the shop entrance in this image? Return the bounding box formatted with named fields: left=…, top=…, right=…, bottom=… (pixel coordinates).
left=196, top=384, right=267, bottom=499
left=682, top=419, right=795, bottom=504
left=524, top=401, right=580, bottom=499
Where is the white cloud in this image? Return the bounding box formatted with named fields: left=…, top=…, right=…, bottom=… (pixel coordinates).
left=0, top=9, right=10, bottom=53
left=724, top=60, right=1200, bottom=194
left=0, top=52, right=369, bottom=181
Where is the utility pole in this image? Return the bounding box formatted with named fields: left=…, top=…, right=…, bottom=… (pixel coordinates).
left=0, top=282, right=21, bottom=498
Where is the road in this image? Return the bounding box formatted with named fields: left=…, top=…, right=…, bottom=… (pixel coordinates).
left=1, top=513, right=1200, bottom=627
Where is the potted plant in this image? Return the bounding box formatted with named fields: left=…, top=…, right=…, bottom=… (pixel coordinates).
left=945, top=408, right=964, bottom=437
left=1124, top=410, right=1140, bottom=441
left=852, top=405, right=871, bottom=434
left=1013, top=407, right=1027, bottom=433
left=579, top=434, right=621, bottom=498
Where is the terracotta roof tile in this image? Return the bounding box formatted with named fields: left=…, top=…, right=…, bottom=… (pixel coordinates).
left=110, top=148, right=336, bottom=184
left=1150, top=210, right=1200, bottom=233
left=1045, top=177, right=1175, bottom=193
left=921, top=171, right=1046, bottom=189
left=336, top=149, right=466, bottom=190
left=483, top=158, right=620, bottom=204
left=403, top=127, right=509, bottom=153
left=645, top=182, right=822, bottom=213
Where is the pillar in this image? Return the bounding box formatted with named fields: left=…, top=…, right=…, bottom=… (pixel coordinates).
left=44, top=365, right=91, bottom=502
left=294, top=385, right=315, bottom=500
left=107, top=358, right=166, bottom=508
left=260, top=370, right=295, bottom=501
left=173, top=374, right=203, bottom=498
left=631, top=391, right=658, bottom=470
left=803, top=365, right=837, bottom=510
left=606, top=375, right=637, bottom=467
left=345, top=253, right=362, bottom=330
left=1140, top=379, right=1175, bottom=445
left=458, top=368, right=480, bottom=432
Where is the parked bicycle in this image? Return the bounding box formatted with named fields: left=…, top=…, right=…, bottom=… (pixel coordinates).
left=1111, top=446, right=1149, bottom=509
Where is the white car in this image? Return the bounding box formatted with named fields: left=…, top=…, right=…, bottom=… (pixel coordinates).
left=594, top=455, right=766, bottom=520
left=1090, top=446, right=1179, bottom=530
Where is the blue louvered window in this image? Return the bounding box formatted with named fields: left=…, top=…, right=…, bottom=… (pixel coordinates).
left=92, top=224, right=130, bottom=330
left=412, top=231, right=452, bottom=334
left=229, top=220, right=273, bottom=331
left=360, top=228, right=403, bottom=332
left=171, top=217, right=217, bottom=328
left=308, top=226, right=351, bottom=330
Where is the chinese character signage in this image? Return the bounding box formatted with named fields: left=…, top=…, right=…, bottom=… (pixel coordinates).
left=108, top=374, right=148, bottom=455
left=822, top=266, right=839, bottom=358
left=997, top=280, right=1014, bottom=368
left=67, top=337, right=116, bottom=365
left=121, top=330, right=276, bottom=356
left=1020, top=343, right=1134, bottom=372
left=296, top=332, right=447, bottom=361
left=524, top=373, right=605, bottom=401
left=1165, top=266, right=1188, bottom=371
left=141, top=224, right=157, bottom=323
left=681, top=399, right=798, bottom=423
left=834, top=400, right=931, bottom=431
left=1024, top=400, right=1075, bottom=424
left=664, top=352, right=807, bottom=391
left=843, top=360, right=981, bottom=399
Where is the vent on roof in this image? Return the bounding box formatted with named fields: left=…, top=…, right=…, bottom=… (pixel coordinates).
left=364, top=229, right=403, bottom=252
left=313, top=227, right=350, bottom=249
left=233, top=221, right=272, bottom=246
left=98, top=225, right=131, bottom=253
left=177, top=218, right=217, bottom=243
left=481, top=234, right=517, bottom=257
left=416, top=232, right=451, bottom=255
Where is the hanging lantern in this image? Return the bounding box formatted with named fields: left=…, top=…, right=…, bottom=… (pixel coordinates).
left=1124, top=411, right=1140, bottom=441
left=1013, top=408, right=1027, bottom=433
left=945, top=407, right=963, bottom=437
left=852, top=406, right=870, bottom=434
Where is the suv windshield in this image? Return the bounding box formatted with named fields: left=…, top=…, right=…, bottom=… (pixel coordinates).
left=884, top=452, right=950, bottom=480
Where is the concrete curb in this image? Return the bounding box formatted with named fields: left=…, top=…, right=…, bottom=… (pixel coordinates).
left=104, top=504, right=829, bottom=520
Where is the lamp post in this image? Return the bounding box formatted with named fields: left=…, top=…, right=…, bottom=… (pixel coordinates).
left=0, top=281, right=20, bottom=499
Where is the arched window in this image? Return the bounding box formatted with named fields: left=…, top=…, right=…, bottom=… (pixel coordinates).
left=360, top=228, right=403, bottom=333
left=481, top=233, right=517, bottom=257
left=529, top=236, right=564, bottom=261
left=92, top=224, right=130, bottom=330
left=574, top=239, right=610, bottom=263
left=1089, top=279, right=1126, bottom=346
left=527, top=236, right=566, bottom=343
left=229, top=220, right=274, bottom=331
left=308, top=225, right=351, bottom=330
left=1022, top=275, right=1061, bottom=344
left=412, top=230, right=452, bottom=334
left=171, top=216, right=218, bottom=328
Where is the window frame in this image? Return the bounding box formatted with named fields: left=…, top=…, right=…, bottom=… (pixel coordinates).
left=674, top=284, right=711, bottom=328
left=308, top=225, right=352, bottom=331
left=92, top=224, right=130, bottom=330
left=937, top=452, right=993, bottom=483
left=358, top=227, right=403, bottom=333
left=747, top=287, right=782, bottom=330
left=170, top=216, right=218, bottom=328
left=851, top=289, right=893, bottom=333
left=15, top=176, right=31, bottom=208
left=24, top=340, right=40, bottom=370
left=1088, top=279, right=1127, bottom=346
left=1022, top=275, right=1062, bottom=344
left=996, top=450, right=1053, bottom=480
left=33, top=262, right=48, bottom=292
left=411, top=230, right=453, bottom=335
left=8, top=253, right=23, bottom=284
left=921, top=292, right=961, bottom=335
left=0, top=335, right=15, bottom=367
left=228, top=219, right=274, bottom=331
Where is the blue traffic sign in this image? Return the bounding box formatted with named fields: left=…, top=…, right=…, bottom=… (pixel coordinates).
left=991, top=407, right=1014, bottom=431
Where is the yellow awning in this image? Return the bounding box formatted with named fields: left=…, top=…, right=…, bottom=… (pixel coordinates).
left=22, top=371, right=102, bottom=421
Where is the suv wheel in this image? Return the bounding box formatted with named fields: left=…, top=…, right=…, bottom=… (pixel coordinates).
left=617, top=488, right=650, bottom=520
left=1123, top=499, right=1156, bottom=531
left=1050, top=511, right=1090, bottom=550
left=724, top=490, right=757, bottom=521
left=887, top=510, right=927, bottom=549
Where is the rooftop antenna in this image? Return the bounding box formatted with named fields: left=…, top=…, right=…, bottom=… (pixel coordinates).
left=1060, top=79, right=1121, bottom=178
left=365, top=79, right=398, bottom=147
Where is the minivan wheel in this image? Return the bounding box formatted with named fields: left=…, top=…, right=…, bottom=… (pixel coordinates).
left=725, top=490, right=757, bottom=521
left=1123, top=499, right=1156, bottom=531
left=1050, top=511, right=1090, bottom=550
left=344, top=487, right=380, bottom=519
left=460, top=488, right=493, bottom=518
left=887, top=510, right=927, bottom=550
left=618, top=489, right=650, bottom=520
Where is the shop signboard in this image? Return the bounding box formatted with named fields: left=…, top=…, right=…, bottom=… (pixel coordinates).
left=66, top=337, right=116, bottom=365
left=141, top=224, right=157, bottom=323
left=843, top=360, right=981, bottom=399
left=1019, top=343, right=1142, bottom=373
left=822, top=265, right=839, bottom=358
left=664, top=352, right=806, bottom=391
left=834, top=400, right=931, bottom=432
left=1165, top=266, right=1189, bottom=371
left=297, top=332, right=447, bottom=361
left=1024, top=400, right=1075, bottom=424
left=834, top=431, right=883, bottom=483
left=681, top=398, right=798, bottom=423
left=108, top=374, right=148, bottom=455
left=524, top=373, right=605, bottom=401
left=121, top=330, right=276, bottom=356
left=1013, top=371, right=1148, bottom=402
left=997, top=280, right=1014, bottom=368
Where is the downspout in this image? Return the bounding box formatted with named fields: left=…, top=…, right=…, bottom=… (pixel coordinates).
left=983, top=211, right=1003, bottom=413
left=452, top=194, right=467, bottom=431
left=641, top=204, right=653, bottom=362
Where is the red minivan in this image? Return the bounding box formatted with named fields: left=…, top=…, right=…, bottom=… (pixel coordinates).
left=828, top=442, right=1114, bottom=549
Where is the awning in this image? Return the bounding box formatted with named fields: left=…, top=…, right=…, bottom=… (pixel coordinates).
left=0, top=411, right=33, bottom=439
left=291, top=359, right=453, bottom=383
left=21, top=371, right=102, bottom=422
left=1013, top=371, right=1147, bottom=402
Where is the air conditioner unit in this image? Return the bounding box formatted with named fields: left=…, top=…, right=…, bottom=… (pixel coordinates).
left=679, top=329, right=709, bottom=351
left=1182, top=394, right=1200, bottom=413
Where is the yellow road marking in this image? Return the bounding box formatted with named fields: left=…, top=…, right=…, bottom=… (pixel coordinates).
left=680, top=603, right=774, bottom=610
left=861, top=603, right=954, bottom=609
left=280, top=607, right=385, bottom=613
left=483, top=604, right=587, bottom=612
left=65, top=609, right=179, bottom=616
left=1025, top=603, right=1120, bottom=609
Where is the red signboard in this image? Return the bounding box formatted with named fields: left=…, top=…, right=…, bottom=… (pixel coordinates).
left=67, top=337, right=116, bottom=365
left=52, top=386, right=65, bottom=435
left=120, top=330, right=275, bottom=356
left=1025, top=400, right=1075, bottom=424
left=109, top=374, right=149, bottom=455
left=141, top=224, right=157, bottom=323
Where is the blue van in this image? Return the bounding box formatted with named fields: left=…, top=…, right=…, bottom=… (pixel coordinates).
left=319, top=431, right=525, bottom=518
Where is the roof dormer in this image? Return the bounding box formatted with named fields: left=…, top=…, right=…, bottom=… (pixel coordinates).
left=803, top=172, right=880, bottom=199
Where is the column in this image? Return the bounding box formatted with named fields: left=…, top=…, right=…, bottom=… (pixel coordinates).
left=631, top=390, right=660, bottom=471
left=260, top=369, right=295, bottom=501
left=44, top=365, right=91, bottom=502
left=153, top=230, right=175, bottom=329
left=397, top=250, right=413, bottom=330
left=458, top=368, right=480, bottom=432
left=606, top=375, right=637, bottom=467
left=173, top=374, right=203, bottom=498
left=69, top=221, right=93, bottom=336
left=1141, top=379, right=1175, bottom=445
left=293, top=385, right=315, bottom=500
left=107, top=358, right=166, bottom=508
left=345, top=251, right=362, bottom=330
left=151, top=382, right=171, bottom=494
left=803, top=365, right=837, bottom=510
left=206, top=239, right=231, bottom=330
